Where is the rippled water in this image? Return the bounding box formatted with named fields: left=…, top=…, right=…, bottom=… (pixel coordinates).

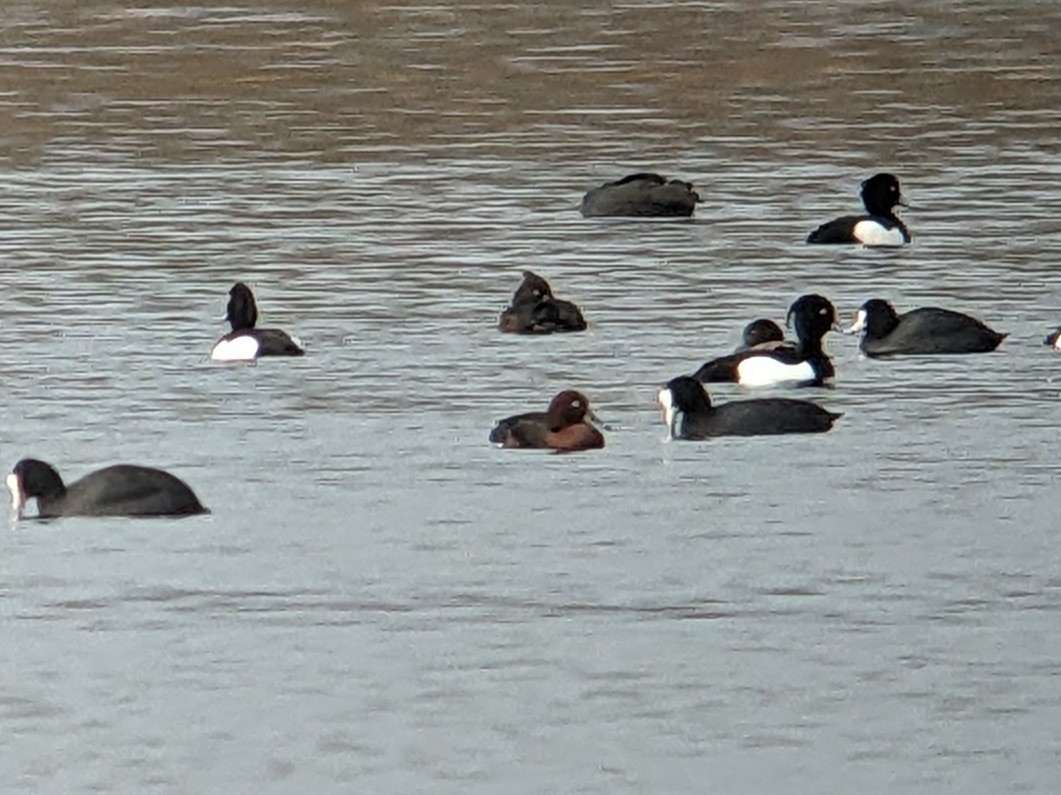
left=1, top=1, right=1061, bottom=793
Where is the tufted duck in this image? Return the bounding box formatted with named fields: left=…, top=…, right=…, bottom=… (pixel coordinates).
left=211, top=282, right=305, bottom=361
left=807, top=173, right=910, bottom=245
left=694, top=294, right=840, bottom=387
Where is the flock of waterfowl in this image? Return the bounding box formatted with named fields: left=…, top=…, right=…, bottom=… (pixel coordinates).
left=490, top=171, right=1015, bottom=451
left=5, top=170, right=1047, bottom=516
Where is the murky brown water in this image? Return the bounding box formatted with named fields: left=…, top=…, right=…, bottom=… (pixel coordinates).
left=1, top=2, right=1060, bottom=793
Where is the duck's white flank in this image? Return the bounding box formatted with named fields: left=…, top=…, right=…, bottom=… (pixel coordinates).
left=853, top=219, right=906, bottom=247
left=736, top=356, right=817, bottom=386
left=211, top=334, right=261, bottom=362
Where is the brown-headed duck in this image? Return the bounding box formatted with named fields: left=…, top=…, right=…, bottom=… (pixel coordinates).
left=489, top=390, right=604, bottom=451
left=498, top=271, right=586, bottom=334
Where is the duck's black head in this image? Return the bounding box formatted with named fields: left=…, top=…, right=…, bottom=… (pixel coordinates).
left=741, top=318, right=785, bottom=349
left=9, top=458, right=66, bottom=501
left=786, top=294, right=839, bottom=347
left=658, top=377, right=712, bottom=438
left=661, top=376, right=712, bottom=413
left=855, top=299, right=901, bottom=339
left=860, top=173, right=906, bottom=217
left=226, top=282, right=259, bottom=332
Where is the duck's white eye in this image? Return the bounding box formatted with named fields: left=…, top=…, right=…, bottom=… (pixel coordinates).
left=572, top=399, right=581, bottom=408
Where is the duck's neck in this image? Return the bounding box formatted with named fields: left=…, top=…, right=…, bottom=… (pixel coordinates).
left=796, top=331, right=826, bottom=358
left=796, top=335, right=834, bottom=380
left=890, top=217, right=911, bottom=242
left=866, top=204, right=910, bottom=241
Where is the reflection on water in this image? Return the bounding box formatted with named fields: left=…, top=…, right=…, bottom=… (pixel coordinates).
left=1, top=1, right=1061, bottom=793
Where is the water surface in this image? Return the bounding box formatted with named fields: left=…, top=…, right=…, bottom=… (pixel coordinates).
left=1, top=1, right=1060, bottom=793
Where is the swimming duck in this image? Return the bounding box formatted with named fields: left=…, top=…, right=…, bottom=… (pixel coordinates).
left=693, top=294, right=839, bottom=387
left=658, top=377, right=841, bottom=439
left=498, top=271, right=586, bottom=334
left=807, top=173, right=910, bottom=245
left=7, top=458, right=208, bottom=518
left=846, top=299, right=1007, bottom=356
left=211, top=282, right=305, bottom=361
left=489, top=390, right=604, bottom=451
left=580, top=173, right=700, bottom=218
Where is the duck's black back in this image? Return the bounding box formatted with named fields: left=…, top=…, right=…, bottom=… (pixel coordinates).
left=45, top=465, right=207, bottom=517
left=681, top=398, right=840, bottom=438
left=489, top=411, right=550, bottom=447
left=254, top=328, right=306, bottom=356
left=806, top=215, right=863, bottom=244
left=499, top=297, right=585, bottom=334
left=862, top=307, right=1006, bottom=356
left=580, top=173, right=699, bottom=218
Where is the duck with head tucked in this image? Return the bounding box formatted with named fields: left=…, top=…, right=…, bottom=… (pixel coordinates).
left=580, top=172, right=700, bottom=218
left=489, top=390, right=604, bottom=452
left=807, top=173, right=910, bottom=246
left=498, top=271, right=587, bottom=334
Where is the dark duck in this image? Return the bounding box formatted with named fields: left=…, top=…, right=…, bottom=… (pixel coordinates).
left=497, top=271, right=587, bottom=334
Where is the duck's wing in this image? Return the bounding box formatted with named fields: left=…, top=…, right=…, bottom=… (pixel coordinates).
left=489, top=411, right=550, bottom=447
left=883, top=309, right=1005, bottom=354
left=581, top=174, right=696, bottom=217
left=692, top=351, right=748, bottom=382
left=63, top=466, right=204, bottom=516
left=806, top=214, right=863, bottom=244
left=499, top=299, right=586, bottom=334
left=685, top=399, right=839, bottom=438
left=255, top=328, right=305, bottom=356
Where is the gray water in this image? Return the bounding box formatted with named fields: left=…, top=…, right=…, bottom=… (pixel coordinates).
left=1, top=1, right=1061, bottom=793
